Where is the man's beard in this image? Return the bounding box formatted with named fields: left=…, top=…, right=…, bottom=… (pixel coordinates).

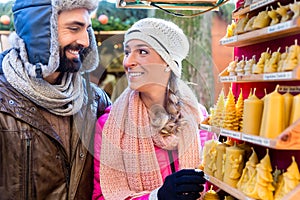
left=57, top=45, right=83, bottom=73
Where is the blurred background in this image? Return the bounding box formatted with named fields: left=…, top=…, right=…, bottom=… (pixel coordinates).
left=0, top=0, right=236, bottom=110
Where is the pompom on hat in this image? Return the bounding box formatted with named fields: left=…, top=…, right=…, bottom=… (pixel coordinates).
left=124, top=18, right=189, bottom=78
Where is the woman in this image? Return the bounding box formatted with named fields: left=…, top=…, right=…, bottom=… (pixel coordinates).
left=93, top=18, right=208, bottom=200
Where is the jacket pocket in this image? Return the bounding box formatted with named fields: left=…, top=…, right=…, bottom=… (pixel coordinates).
left=0, top=128, right=33, bottom=200
left=21, top=130, right=32, bottom=200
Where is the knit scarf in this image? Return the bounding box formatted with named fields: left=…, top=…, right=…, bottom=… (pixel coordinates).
left=2, top=48, right=84, bottom=116
left=100, top=86, right=201, bottom=200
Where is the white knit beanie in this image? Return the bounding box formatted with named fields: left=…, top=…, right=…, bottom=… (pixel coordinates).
left=124, top=18, right=189, bottom=78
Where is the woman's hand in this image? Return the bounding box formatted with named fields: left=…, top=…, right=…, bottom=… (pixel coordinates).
left=157, top=169, right=206, bottom=200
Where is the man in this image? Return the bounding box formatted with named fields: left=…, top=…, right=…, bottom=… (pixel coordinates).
left=0, top=0, right=111, bottom=199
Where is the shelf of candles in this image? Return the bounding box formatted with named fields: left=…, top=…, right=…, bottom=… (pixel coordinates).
left=232, top=0, right=280, bottom=18
left=204, top=174, right=255, bottom=200
left=219, top=16, right=300, bottom=47
left=204, top=172, right=300, bottom=200
left=200, top=119, right=300, bottom=150
left=218, top=66, right=300, bottom=83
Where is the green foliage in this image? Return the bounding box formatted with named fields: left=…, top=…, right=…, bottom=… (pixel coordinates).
left=216, top=2, right=235, bottom=23
left=93, top=1, right=147, bottom=31
left=0, top=1, right=14, bottom=31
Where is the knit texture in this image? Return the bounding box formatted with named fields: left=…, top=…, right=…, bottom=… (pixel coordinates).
left=2, top=0, right=99, bottom=116
left=100, top=83, right=201, bottom=199
left=124, top=18, right=189, bottom=78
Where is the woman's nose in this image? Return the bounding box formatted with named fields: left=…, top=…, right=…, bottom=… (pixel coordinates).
left=123, top=53, right=137, bottom=70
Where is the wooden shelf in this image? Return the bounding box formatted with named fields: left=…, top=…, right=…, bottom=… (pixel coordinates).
left=232, top=0, right=279, bottom=18
left=204, top=174, right=300, bottom=200
left=204, top=175, right=255, bottom=200
left=94, top=30, right=126, bottom=35
left=200, top=118, right=300, bottom=149
left=220, top=17, right=300, bottom=47
left=218, top=66, right=300, bottom=82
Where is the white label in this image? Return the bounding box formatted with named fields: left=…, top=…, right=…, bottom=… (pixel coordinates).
left=220, top=36, right=238, bottom=45
left=263, top=71, right=293, bottom=80
left=263, top=73, right=277, bottom=80
left=220, top=129, right=241, bottom=139
left=267, top=21, right=292, bottom=33
left=219, top=76, right=237, bottom=82
left=200, top=124, right=211, bottom=132
left=242, top=134, right=270, bottom=146
left=276, top=71, right=293, bottom=79
left=279, top=86, right=300, bottom=93
left=250, top=0, right=274, bottom=10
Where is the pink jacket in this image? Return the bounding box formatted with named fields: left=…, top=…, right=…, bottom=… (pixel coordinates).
left=93, top=105, right=213, bottom=200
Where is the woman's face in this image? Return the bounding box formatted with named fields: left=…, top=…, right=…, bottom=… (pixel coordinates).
left=123, top=40, right=171, bottom=92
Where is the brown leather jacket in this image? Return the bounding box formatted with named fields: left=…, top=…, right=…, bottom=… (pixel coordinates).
left=0, top=74, right=111, bottom=200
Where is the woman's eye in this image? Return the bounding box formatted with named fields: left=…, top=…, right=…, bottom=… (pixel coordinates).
left=124, top=50, right=130, bottom=56
left=139, top=49, right=148, bottom=55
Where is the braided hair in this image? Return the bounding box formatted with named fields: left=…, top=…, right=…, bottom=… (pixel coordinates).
left=149, top=73, right=187, bottom=136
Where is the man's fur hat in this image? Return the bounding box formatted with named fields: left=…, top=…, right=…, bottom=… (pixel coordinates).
left=12, top=0, right=99, bottom=77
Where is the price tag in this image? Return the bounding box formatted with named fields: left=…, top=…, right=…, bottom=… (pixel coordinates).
left=288, top=86, right=300, bottom=93
left=242, top=134, right=270, bottom=146
left=220, top=36, right=237, bottom=45
left=250, top=0, right=274, bottom=10
left=220, top=129, right=241, bottom=139
left=219, top=76, right=237, bottom=82
left=200, top=124, right=211, bottom=132
left=261, top=138, right=270, bottom=146
left=263, top=71, right=293, bottom=80
left=276, top=71, right=293, bottom=79
left=263, top=73, right=277, bottom=80
left=267, top=21, right=292, bottom=33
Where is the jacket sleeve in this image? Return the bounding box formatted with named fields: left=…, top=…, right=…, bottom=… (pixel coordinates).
left=92, top=83, right=112, bottom=119
left=93, top=106, right=111, bottom=200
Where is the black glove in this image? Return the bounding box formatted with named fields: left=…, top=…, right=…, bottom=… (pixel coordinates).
left=157, top=169, right=206, bottom=200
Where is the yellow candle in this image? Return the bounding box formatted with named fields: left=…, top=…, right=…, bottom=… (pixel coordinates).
left=203, top=140, right=218, bottom=176
left=214, top=142, right=228, bottom=180
left=289, top=93, right=300, bottom=125
left=283, top=90, right=293, bottom=128
left=223, top=143, right=245, bottom=188
left=242, top=88, right=263, bottom=135
left=260, top=85, right=285, bottom=139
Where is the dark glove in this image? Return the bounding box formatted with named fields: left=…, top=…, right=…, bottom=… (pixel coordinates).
left=157, top=169, right=206, bottom=200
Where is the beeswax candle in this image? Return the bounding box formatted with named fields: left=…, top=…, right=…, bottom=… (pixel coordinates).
left=260, top=85, right=285, bottom=139
left=283, top=90, right=293, bottom=128
left=242, top=88, right=263, bottom=135
left=274, top=156, right=300, bottom=200
left=214, top=142, right=228, bottom=180
left=223, top=143, right=245, bottom=188
left=289, top=93, right=300, bottom=125
left=203, top=140, right=218, bottom=176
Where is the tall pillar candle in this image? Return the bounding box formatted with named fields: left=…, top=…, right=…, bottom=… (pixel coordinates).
left=242, top=88, right=263, bottom=135
left=289, top=93, right=300, bottom=125
left=260, top=85, right=285, bottom=139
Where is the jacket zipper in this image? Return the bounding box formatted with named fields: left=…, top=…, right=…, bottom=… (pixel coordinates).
left=25, top=137, right=31, bottom=200
left=167, top=150, right=176, bottom=173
